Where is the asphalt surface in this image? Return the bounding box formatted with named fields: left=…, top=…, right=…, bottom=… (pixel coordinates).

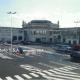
left=0, top=45, right=80, bottom=80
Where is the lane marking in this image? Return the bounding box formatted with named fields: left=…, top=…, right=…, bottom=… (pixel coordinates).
left=22, top=74, right=32, bottom=79
left=53, top=69, right=78, bottom=74
left=20, top=64, right=80, bottom=79
left=49, top=69, right=75, bottom=75
left=42, top=70, right=80, bottom=80
left=37, top=72, right=46, bottom=76
left=29, top=73, right=39, bottom=77
left=0, top=53, right=13, bottom=59
left=14, top=75, right=24, bottom=80
left=20, top=64, right=42, bottom=72
left=41, top=74, right=64, bottom=80
left=43, top=70, right=53, bottom=76
left=0, top=78, right=3, bottom=80
left=5, top=76, right=14, bottom=80
left=58, top=68, right=69, bottom=71
left=59, top=66, right=78, bottom=70
left=48, top=70, right=80, bottom=78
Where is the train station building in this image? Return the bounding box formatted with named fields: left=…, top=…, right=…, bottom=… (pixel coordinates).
left=0, top=20, right=80, bottom=45
left=22, top=20, right=80, bottom=45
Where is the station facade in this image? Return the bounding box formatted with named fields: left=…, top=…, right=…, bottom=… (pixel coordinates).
left=22, top=20, right=80, bottom=45
left=0, top=27, right=24, bottom=43
left=0, top=20, right=80, bottom=45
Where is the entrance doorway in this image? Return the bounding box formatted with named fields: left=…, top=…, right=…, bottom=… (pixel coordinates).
left=36, top=38, right=41, bottom=43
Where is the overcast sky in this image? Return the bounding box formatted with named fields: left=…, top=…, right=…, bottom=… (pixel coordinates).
left=0, top=0, right=80, bottom=28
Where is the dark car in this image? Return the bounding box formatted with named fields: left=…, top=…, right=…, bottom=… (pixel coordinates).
left=70, top=45, right=80, bottom=60
left=55, top=44, right=72, bottom=54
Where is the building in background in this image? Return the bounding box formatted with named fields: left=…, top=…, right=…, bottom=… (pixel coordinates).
left=0, top=27, right=24, bottom=43
left=0, top=19, right=80, bottom=45
left=60, top=27, right=80, bottom=45
left=22, top=20, right=80, bottom=45
left=22, top=20, right=60, bottom=44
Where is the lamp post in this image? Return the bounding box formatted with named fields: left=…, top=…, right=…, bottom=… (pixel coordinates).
left=7, top=11, right=16, bottom=54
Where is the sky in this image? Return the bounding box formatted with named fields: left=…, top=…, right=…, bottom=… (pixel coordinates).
left=0, top=0, right=80, bottom=28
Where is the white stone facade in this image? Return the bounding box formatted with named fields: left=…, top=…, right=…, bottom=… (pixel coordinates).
left=0, top=27, right=24, bottom=43
left=22, top=20, right=80, bottom=45
left=0, top=20, right=80, bottom=45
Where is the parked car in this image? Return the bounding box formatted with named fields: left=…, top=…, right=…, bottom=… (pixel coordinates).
left=70, top=44, right=80, bottom=60
left=55, top=44, right=72, bottom=54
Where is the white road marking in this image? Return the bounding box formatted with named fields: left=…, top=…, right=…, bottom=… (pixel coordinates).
left=14, top=75, right=24, bottom=80
left=20, top=64, right=80, bottom=79
left=49, top=69, right=70, bottom=74
left=5, top=76, right=14, bottom=80
left=51, top=69, right=78, bottom=74
left=37, top=72, right=46, bottom=76
left=42, top=70, right=80, bottom=80
left=43, top=70, right=53, bottom=76
left=20, top=64, right=42, bottom=72
left=21, top=67, right=38, bottom=72
left=59, top=66, right=78, bottom=70
left=0, top=53, right=13, bottom=59
left=48, top=69, right=80, bottom=78
left=58, top=68, right=70, bottom=71
left=0, top=78, right=3, bottom=80
left=22, top=74, right=32, bottom=79
left=38, top=73, right=64, bottom=80
left=29, top=73, right=39, bottom=77
left=62, top=66, right=79, bottom=71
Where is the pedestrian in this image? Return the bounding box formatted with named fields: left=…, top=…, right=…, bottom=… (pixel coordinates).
left=18, top=47, right=24, bottom=55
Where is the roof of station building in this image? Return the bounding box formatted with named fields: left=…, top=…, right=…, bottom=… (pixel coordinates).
left=30, top=20, right=51, bottom=23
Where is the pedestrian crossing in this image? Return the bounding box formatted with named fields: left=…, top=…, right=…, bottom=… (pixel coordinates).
left=29, top=73, right=39, bottom=77
left=0, top=72, right=46, bottom=80
left=0, top=64, right=80, bottom=80
left=22, top=74, right=32, bottom=79
left=14, top=75, right=24, bottom=80
left=19, top=64, right=80, bottom=80
left=5, top=76, right=14, bottom=80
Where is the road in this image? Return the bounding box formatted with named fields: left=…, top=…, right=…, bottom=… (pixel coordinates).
left=0, top=45, right=80, bottom=80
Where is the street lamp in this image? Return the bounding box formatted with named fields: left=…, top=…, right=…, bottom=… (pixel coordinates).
left=7, top=11, right=16, bottom=54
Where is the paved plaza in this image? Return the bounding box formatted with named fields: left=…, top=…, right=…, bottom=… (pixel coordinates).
left=0, top=45, right=80, bottom=80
